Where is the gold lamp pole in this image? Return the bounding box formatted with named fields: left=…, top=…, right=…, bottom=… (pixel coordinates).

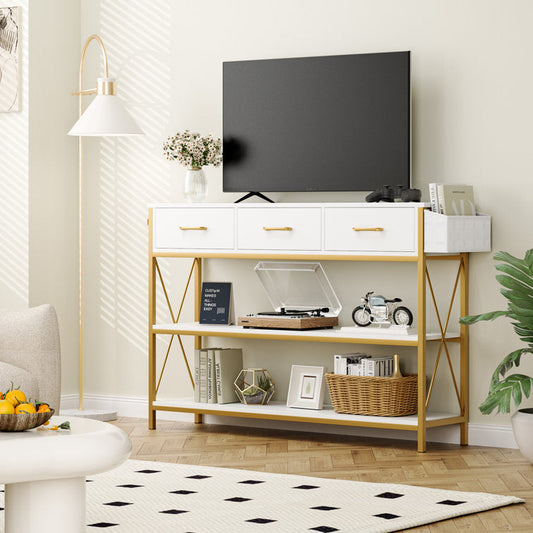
left=67, top=35, right=142, bottom=419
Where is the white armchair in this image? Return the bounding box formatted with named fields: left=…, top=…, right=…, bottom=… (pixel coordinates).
left=0, top=304, right=61, bottom=410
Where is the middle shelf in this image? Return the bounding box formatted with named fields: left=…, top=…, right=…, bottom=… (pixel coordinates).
left=152, top=322, right=459, bottom=346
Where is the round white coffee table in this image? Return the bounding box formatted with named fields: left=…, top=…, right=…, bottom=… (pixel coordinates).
left=0, top=416, right=131, bottom=533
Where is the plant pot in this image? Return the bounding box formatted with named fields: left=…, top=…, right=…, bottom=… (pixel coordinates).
left=511, top=408, right=533, bottom=463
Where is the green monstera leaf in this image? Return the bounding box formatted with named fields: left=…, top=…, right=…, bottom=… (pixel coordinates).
left=460, top=249, right=533, bottom=414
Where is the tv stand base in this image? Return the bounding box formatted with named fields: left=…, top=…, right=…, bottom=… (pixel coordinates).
left=235, top=191, right=274, bottom=203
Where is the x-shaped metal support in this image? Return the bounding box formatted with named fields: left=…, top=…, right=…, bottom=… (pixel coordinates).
left=153, top=257, right=199, bottom=398
left=424, top=257, right=465, bottom=414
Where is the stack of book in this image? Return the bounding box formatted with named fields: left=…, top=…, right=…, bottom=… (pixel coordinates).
left=334, top=353, right=394, bottom=377
left=333, top=353, right=369, bottom=375
left=428, top=183, right=476, bottom=216
left=350, top=356, right=394, bottom=377
left=194, top=347, right=243, bottom=404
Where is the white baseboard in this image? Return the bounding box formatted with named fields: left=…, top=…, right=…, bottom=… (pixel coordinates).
left=60, top=394, right=518, bottom=449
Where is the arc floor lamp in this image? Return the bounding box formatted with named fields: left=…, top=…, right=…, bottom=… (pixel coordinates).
left=66, top=34, right=143, bottom=420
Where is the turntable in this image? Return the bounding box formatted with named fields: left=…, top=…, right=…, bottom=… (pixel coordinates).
left=238, top=262, right=341, bottom=330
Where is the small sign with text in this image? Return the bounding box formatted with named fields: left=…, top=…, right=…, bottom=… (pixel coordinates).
left=199, top=282, right=234, bottom=325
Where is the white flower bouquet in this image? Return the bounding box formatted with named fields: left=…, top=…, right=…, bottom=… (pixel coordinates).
left=163, top=130, right=222, bottom=169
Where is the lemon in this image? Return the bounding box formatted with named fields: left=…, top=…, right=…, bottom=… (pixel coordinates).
left=0, top=400, right=15, bottom=414
left=15, top=402, right=36, bottom=414
left=4, top=389, right=27, bottom=407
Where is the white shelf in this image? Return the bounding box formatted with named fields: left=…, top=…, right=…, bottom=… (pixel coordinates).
left=152, top=322, right=458, bottom=346
left=153, top=398, right=460, bottom=429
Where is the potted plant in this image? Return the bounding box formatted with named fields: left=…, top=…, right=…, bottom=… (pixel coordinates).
left=459, top=249, right=533, bottom=461
left=234, top=369, right=275, bottom=405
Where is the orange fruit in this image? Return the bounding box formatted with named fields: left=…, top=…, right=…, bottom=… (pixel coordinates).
left=37, top=404, right=50, bottom=413
left=0, top=400, right=15, bottom=414
left=4, top=389, right=26, bottom=407
left=15, top=402, right=36, bottom=414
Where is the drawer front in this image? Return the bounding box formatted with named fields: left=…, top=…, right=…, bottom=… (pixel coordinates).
left=324, top=207, right=416, bottom=252
left=153, top=207, right=234, bottom=250
left=237, top=208, right=321, bottom=250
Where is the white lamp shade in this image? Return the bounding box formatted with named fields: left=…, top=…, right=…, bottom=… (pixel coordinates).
left=68, top=94, right=143, bottom=136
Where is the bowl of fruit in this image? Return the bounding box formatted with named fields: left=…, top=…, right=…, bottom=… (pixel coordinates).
left=0, top=388, right=54, bottom=431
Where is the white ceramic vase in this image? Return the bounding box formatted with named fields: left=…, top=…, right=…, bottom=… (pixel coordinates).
left=183, top=167, right=207, bottom=203
left=511, top=408, right=533, bottom=463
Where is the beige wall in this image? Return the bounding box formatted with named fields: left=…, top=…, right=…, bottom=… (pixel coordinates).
left=0, top=0, right=80, bottom=393
left=28, top=1, right=80, bottom=394
left=0, top=1, right=28, bottom=309
left=60, top=0, right=533, bottom=426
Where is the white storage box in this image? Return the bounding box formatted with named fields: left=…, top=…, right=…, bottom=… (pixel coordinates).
left=424, top=211, right=491, bottom=253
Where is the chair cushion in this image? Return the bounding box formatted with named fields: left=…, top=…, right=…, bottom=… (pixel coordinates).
left=0, top=361, right=39, bottom=403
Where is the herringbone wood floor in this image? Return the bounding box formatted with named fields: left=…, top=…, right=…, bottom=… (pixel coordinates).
left=111, top=417, right=533, bottom=531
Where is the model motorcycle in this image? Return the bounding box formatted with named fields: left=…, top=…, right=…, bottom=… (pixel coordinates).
left=352, top=291, right=413, bottom=327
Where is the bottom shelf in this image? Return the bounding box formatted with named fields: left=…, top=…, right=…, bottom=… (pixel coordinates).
left=152, top=399, right=463, bottom=431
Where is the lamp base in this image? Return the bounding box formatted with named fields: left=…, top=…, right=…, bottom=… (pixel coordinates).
left=59, top=408, right=117, bottom=422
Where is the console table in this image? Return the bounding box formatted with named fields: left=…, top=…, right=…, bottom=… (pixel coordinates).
left=148, top=202, right=489, bottom=452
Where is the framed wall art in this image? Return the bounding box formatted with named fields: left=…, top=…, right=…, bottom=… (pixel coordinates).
left=287, top=365, right=325, bottom=410
left=0, top=6, right=20, bottom=112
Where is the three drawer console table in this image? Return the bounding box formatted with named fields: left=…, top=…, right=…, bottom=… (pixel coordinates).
left=148, top=202, right=490, bottom=452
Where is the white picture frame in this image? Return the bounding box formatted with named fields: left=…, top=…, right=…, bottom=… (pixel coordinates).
left=286, top=365, right=325, bottom=410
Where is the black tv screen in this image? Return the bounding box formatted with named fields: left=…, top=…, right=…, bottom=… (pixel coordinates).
left=223, top=51, right=411, bottom=193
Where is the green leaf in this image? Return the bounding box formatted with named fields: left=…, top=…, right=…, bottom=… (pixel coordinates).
left=509, top=303, right=533, bottom=317
left=479, top=391, right=503, bottom=415
left=489, top=349, right=526, bottom=387
left=512, top=323, right=533, bottom=336
left=479, top=374, right=533, bottom=414
left=524, top=249, right=533, bottom=270
left=459, top=310, right=507, bottom=325
left=494, top=251, right=533, bottom=276
left=495, top=264, right=533, bottom=289
left=496, top=274, right=533, bottom=295
left=500, top=290, right=533, bottom=309
left=522, top=377, right=532, bottom=399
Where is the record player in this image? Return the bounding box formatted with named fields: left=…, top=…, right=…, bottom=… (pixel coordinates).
left=238, top=262, right=341, bottom=330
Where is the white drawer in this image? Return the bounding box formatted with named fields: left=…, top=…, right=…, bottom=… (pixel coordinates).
left=237, top=208, right=321, bottom=250
left=324, top=207, right=416, bottom=252
left=153, top=207, right=234, bottom=250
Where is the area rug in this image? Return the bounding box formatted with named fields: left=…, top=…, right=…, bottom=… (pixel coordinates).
left=0, top=459, right=523, bottom=532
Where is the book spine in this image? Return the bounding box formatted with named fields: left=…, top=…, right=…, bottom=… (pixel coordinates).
left=199, top=349, right=208, bottom=403
left=194, top=349, right=200, bottom=402
left=207, top=350, right=217, bottom=403
left=215, top=348, right=243, bottom=404
left=436, top=184, right=445, bottom=214
left=348, top=363, right=362, bottom=376
left=334, top=354, right=347, bottom=375
left=429, top=183, right=439, bottom=213
left=362, top=359, right=377, bottom=376
left=215, top=359, right=222, bottom=399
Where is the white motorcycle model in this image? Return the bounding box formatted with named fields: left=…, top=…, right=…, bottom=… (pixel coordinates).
left=352, top=291, right=413, bottom=327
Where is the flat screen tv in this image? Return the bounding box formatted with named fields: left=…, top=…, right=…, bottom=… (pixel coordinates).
left=223, top=51, right=411, bottom=197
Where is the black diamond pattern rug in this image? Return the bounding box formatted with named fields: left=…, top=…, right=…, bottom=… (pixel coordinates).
left=0, top=459, right=522, bottom=532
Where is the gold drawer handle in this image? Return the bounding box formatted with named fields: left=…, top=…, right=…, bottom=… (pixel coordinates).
left=179, top=226, right=207, bottom=231
left=263, top=226, right=293, bottom=231
left=352, top=227, right=384, bottom=232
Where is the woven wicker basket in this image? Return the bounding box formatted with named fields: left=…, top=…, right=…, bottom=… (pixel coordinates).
left=325, top=373, right=418, bottom=416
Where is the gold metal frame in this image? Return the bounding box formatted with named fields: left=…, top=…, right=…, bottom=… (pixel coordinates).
left=147, top=206, right=469, bottom=452
left=72, top=35, right=110, bottom=411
